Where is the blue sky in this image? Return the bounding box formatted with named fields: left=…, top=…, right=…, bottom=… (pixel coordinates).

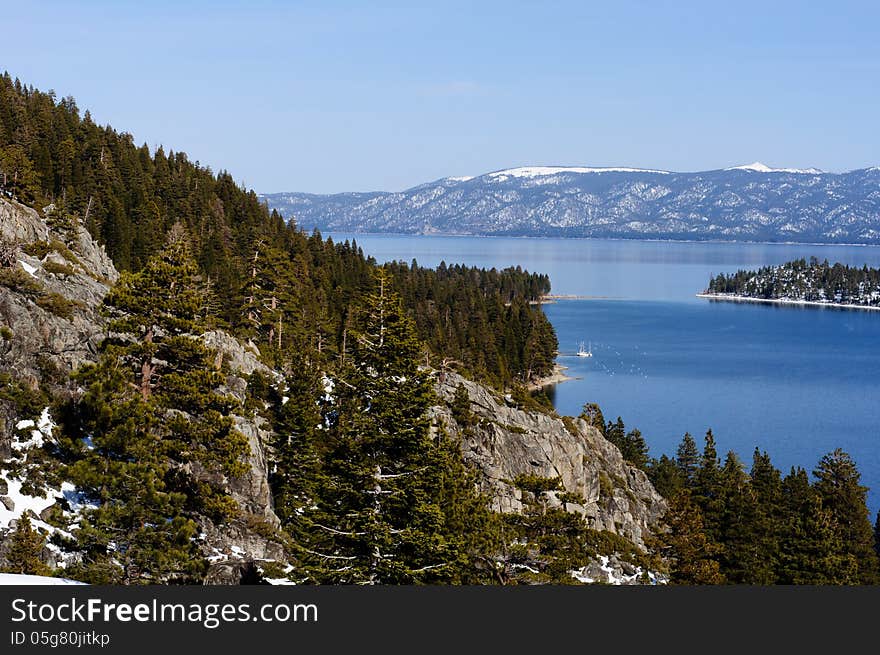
left=3, top=0, right=878, bottom=192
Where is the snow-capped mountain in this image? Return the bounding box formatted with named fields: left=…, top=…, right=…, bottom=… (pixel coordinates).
left=262, top=164, right=880, bottom=243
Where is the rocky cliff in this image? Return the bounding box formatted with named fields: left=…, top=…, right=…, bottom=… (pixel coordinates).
left=0, top=198, right=116, bottom=460
left=0, top=197, right=284, bottom=580
left=433, top=371, right=666, bottom=550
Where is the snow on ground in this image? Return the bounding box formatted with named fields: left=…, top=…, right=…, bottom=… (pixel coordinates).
left=0, top=476, right=63, bottom=533
left=2, top=407, right=89, bottom=542
left=259, top=562, right=297, bottom=585
left=60, top=482, right=99, bottom=513
left=0, top=573, right=87, bottom=585
left=18, top=259, right=39, bottom=277
left=569, top=555, right=663, bottom=585
left=12, top=406, right=55, bottom=453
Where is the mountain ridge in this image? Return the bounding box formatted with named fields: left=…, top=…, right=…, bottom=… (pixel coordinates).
left=263, top=164, right=880, bottom=244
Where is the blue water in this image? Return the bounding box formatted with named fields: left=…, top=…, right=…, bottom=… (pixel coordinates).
left=330, top=233, right=880, bottom=516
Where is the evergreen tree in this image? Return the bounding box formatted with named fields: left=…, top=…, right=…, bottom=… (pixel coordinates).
left=0, top=143, right=41, bottom=202
left=656, top=491, right=725, bottom=585
left=296, top=269, right=494, bottom=583
left=621, top=428, right=650, bottom=472
left=269, top=349, right=325, bottom=546
left=647, top=454, right=684, bottom=499
left=63, top=231, right=249, bottom=584
left=501, top=494, right=594, bottom=584
left=2, top=515, right=51, bottom=576
left=747, top=449, right=783, bottom=582
left=812, top=449, right=880, bottom=584
left=693, top=430, right=723, bottom=540
left=778, top=467, right=853, bottom=584
left=450, top=383, right=477, bottom=431
left=675, top=432, right=700, bottom=487
left=715, top=452, right=771, bottom=583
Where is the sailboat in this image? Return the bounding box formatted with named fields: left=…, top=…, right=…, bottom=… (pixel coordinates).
left=577, top=341, right=593, bottom=357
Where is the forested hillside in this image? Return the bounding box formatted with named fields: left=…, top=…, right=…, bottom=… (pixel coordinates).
left=0, top=72, right=555, bottom=387
left=705, top=258, right=880, bottom=308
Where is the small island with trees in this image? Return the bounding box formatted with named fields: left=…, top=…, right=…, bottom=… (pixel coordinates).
left=699, top=258, right=880, bottom=310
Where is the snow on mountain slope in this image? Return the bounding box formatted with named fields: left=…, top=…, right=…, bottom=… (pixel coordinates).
left=487, top=166, right=671, bottom=179
left=263, top=164, right=880, bottom=243
left=725, top=161, right=824, bottom=174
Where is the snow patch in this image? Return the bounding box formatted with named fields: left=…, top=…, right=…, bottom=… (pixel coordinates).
left=12, top=407, right=54, bottom=453
left=60, top=482, right=100, bottom=513
left=569, top=555, right=664, bottom=585
left=487, top=166, right=670, bottom=180
left=18, top=260, right=39, bottom=278
left=37, top=407, right=53, bottom=435
left=0, top=573, right=87, bottom=586
left=726, top=161, right=823, bottom=174
left=0, top=476, right=61, bottom=531
left=445, top=176, right=474, bottom=182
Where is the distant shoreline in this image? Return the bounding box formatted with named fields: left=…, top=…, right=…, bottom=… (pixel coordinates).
left=696, top=292, right=880, bottom=312
left=535, top=294, right=619, bottom=304
left=318, top=230, right=880, bottom=249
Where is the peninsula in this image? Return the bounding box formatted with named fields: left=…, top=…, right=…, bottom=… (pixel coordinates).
left=699, top=258, right=880, bottom=310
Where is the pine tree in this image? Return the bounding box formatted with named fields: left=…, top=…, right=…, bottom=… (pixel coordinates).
left=64, top=230, right=249, bottom=584
left=656, top=491, right=725, bottom=585
left=296, top=268, right=494, bottom=583
left=715, top=452, right=771, bottom=583
left=450, top=383, right=477, bottom=431
left=812, top=449, right=880, bottom=584
left=693, top=430, right=723, bottom=541
left=675, top=432, right=700, bottom=487
left=501, top=495, right=595, bottom=584
left=778, top=467, right=853, bottom=584
left=621, top=428, right=650, bottom=472
left=647, top=454, right=684, bottom=499
left=270, top=349, right=325, bottom=543
left=748, top=449, right=783, bottom=582
left=2, top=515, right=51, bottom=576
left=0, top=143, right=41, bottom=202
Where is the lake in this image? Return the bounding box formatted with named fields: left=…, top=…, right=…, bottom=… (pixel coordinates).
left=329, top=233, right=880, bottom=516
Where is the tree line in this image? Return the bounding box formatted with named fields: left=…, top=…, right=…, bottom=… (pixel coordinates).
left=707, top=257, right=880, bottom=307
left=582, top=406, right=880, bottom=584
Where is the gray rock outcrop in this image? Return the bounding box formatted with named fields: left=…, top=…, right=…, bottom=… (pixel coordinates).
left=0, top=198, right=116, bottom=384
left=433, top=372, right=666, bottom=549
left=1, top=197, right=285, bottom=580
